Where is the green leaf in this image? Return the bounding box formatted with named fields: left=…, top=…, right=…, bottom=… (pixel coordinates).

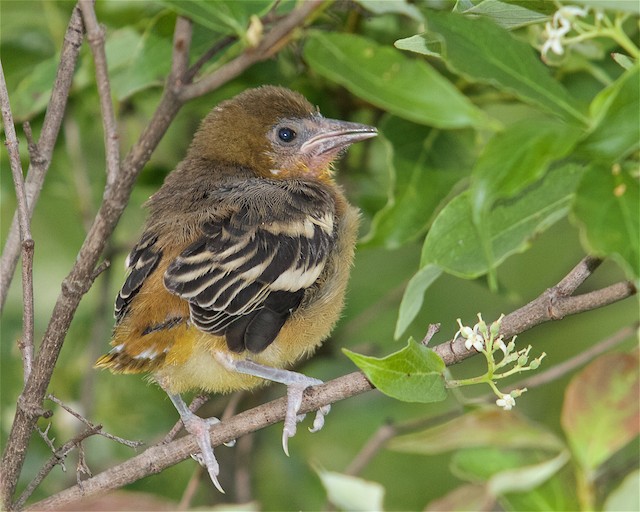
left=487, top=450, right=570, bottom=495
left=343, top=339, right=446, bottom=403
left=572, top=164, right=639, bottom=277
left=390, top=408, right=565, bottom=455
left=160, top=0, right=276, bottom=37
left=108, top=26, right=172, bottom=100
left=578, top=66, right=640, bottom=162
left=422, top=164, right=585, bottom=274
left=396, top=163, right=585, bottom=336
left=316, top=469, right=385, bottom=511
left=363, top=116, right=469, bottom=249
left=462, top=0, right=549, bottom=29
left=470, top=116, right=582, bottom=223
left=395, top=10, right=587, bottom=124
left=449, top=448, right=570, bottom=501
left=303, top=32, right=495, bottom=130
left=561, top=351, right=640, bottom=474
left=9, top=56, right=58, bottom=121
left=394, top=265, right=443, bottom=339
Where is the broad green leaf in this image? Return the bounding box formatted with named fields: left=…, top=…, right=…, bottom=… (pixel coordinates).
left=9, top=56, right=58, bottom=121
left=390, top=408, right=565, bottom=455
left=463, top=0, right=549, bottom=29
left=395, top=10, right=587, bottom=124
left=396, top=163, right=584, bottom=336
left=578, top=66, right=640, bottom=162
left=561, top=351, right=640, bottom=474
left=109, top=26, right=172, bottom=100
left=421, top=164, right=585, bottom=274
left=572, top=164, right=639, bottom=277
left=488, top=450, right=570, bottom=495
left=502, top=465, right=580, bottom=512
left=355, top=0, right=423, bottom=21
left=343, top=339, right=446, bottom=403
left=394, top=265, right=443, bottom=339
left=363, top=116, right=469, bottom=249
left=604, top=470, right=640, bottom=512
left=304, top=32, right=495, bottom=130
left=451, top=447, right=542, bottom=481
left=161, top=0, right=276, bottom=37
left=316, top=469, right=385, bottom=512
left=470, top=116, right=582, bottom=223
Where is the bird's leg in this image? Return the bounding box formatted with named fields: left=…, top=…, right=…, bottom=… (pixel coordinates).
left=164, top=391, right=225, bottom=493
left=216, top=355, right=330, bottom=456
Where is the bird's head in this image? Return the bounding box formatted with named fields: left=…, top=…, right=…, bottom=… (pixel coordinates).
left=188, top=86, right=377, bottom=181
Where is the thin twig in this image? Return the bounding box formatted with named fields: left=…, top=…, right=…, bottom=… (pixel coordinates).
left=0, top=5, right=84, bottom=311
left=78, top=0, right=120, bottom=187
left=0, top=61, right=35, bottom=384
left=46, top=395, right=142, bottom=449
left=178, top=0, right=325, bottom=101
left=15, top=426, right=102, bottom=510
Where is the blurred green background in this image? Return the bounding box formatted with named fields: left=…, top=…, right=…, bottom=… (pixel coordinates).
left=1, top=1, right=638, bottom=510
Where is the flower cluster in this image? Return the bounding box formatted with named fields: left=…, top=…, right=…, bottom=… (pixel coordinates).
left=449, top=314, right=546, bottom=411
left=539, top=4, right=638, bottom=66
left=541, top=5, right=589, bottom=59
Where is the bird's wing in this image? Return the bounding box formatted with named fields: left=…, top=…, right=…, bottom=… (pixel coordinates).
left=164, top=198, right=336, bottom=353
left=115, top=232, right=162, bottom=324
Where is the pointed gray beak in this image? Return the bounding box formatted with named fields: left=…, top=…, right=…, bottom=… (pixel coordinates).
left=300, top=118, right=377, bottom=157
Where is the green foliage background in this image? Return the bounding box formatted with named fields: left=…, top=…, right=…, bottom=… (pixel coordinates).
left=1, top=0, right=638, bottom=510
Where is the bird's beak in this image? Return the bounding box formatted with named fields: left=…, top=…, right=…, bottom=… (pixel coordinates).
left=300, top=118, right=378, bottom=159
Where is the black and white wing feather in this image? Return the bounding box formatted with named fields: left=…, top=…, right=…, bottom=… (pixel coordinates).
left=164, top=196, right=335, bottom=353
left=115, top=232, right=162, bottom=323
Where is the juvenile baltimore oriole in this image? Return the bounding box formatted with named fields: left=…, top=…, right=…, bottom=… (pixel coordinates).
left=96, top=86, right=377, bottom=490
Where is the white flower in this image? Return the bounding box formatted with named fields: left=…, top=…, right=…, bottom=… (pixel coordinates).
left=496, top=394, right=516, bottom=411
left=541, top=5, right=589, bottom=59
left=496, top=338, right=508, bottom=356
left=456, top=318, right=485, bottom=352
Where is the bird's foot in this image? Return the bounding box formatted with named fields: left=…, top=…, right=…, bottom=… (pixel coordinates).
left=181, top=413, right=225, bottom=493
left=282, top=378, right=331, bottom=456
left=215, top=355, right=330, bottom=456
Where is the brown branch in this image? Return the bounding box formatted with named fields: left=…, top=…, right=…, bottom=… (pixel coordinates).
left=434, top=256, right=636, bottom=366
left=0, top=61, right=35, bottom=384
left=178, top=0, right=325, bottom=101
left=78, top=0, right=120, bottom=187
left=27, top=255, right=636, bottom=510
left=0, top=3, right=339, bottom=508
left=0, top=5, right=84, bottom=311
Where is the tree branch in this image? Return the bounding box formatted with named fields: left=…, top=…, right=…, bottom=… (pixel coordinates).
left=0, top=61, right=35, bottom=383
left=0, top=5, right=84, bottom=311
left=78, top=0, right=121, bottom=187
left=28, top=257, right=636, bottom=510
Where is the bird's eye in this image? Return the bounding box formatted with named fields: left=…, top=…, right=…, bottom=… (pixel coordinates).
left=278, top=127, right=296, bottom=143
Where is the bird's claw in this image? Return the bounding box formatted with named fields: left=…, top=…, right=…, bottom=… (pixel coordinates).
left=281, top=379, right=329, bottom=456
left=183, top=415, right=225, bottom=493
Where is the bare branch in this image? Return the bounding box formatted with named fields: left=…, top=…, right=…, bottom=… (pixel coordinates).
left=435, top=256, right=636, bottom=366
left=0, top=5, right=84, bottom=311
left=78, top=0, right=120, bottom=187
left=178, top=0, right=325, bottom=101
left=0, top=61, right=35, bottom=384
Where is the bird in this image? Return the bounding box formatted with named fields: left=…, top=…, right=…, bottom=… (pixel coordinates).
left=95, top=85, right=377, bottom=491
